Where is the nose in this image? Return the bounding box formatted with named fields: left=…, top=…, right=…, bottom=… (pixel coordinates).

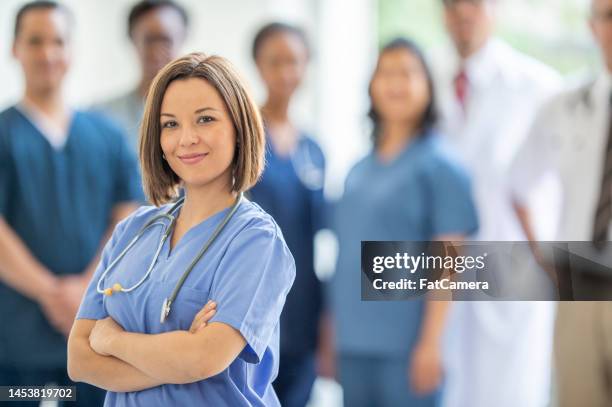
left=178, top=125, right=199, bottom=147
left=40, top=43, right=55, bottom=64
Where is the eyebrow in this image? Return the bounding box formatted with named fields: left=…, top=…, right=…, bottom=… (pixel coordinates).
left=160, top=107, right=218, bottom=117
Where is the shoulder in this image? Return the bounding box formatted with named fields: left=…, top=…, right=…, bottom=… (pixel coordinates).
left=0, top=107, right=18, bottom=139
left=300, top=133, right=323, bottom=153
left=533, top=79, right=591, bottom=123
left=347, top=152, right=372, bottom=178
left=495, top=40, right=561, bottom=89
left=77, top=109, right=122, bottom=133
left=0, top=106, right=22, bottom=130
left=418, top=134, right=470, bottom=181
left=93, top=91, right=135, bottom=113
left=226, top=199, right=296, bottom=272
left=342, top=153, right=373, bottom=191
left=75, top=110, right=130, bottom=150
left=231, top=199, right=286, bottom=241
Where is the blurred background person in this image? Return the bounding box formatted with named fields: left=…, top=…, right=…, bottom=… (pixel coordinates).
left=0, top=1, right=143, bottom=404
left=330, top=38, right=478, bottom=407
left=511, top=0, right=612, bottom=405
left=432, top=1, right=561, bottom=406
left=95, top=0, right=188, bottom=151
left=248, top=22, right=327, bottom=407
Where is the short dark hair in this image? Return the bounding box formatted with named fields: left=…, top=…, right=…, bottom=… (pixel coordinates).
left=128, top=0, right=188, bottom=38
left=368, top=37, right=439, bottom=142
left=252, top=22, right=309, bottom=61
left=14, top=1, right=72, bottom=40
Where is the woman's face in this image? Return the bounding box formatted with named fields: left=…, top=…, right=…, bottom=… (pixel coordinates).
left=370, top=48, right=431, bottom=125
left=159, top=77, right=236, bottom=192
left=255, top=32, right=308, bottom=101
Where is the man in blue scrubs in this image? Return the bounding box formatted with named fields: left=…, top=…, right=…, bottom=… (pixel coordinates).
left=0, top=2, right=143, bottom=405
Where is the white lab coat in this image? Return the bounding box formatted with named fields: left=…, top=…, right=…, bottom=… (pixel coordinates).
left=511, top=72, right=611, bottom=241
left=432, top=39, right=561, bottom=407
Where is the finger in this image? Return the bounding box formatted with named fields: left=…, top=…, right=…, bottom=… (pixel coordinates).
left=196, top=301, right=217, bottom=320
left=190, top=309, right=216, bottom=333
left=189, top=301, right=216, bottom=330
left=195, top=309, right=216, bottom=331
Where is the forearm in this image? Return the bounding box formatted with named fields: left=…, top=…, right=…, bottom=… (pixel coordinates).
left=109, top=330, right=210, bottom=384
left=513, top=201, right=538, bottom=245
left=0, top=217, right=56, bottom=301
left=418, top=300, right=450, bottom=345
left=107, top=322, right=246, bottom=385
left=68, top=335, right=163, bottom=392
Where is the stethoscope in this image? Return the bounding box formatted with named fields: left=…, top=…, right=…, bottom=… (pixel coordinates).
left=97, top=193, right=243, bottom=323
left=290, top=138, right=325, bottom=191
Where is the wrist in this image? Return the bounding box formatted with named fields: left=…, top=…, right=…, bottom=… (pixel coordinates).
left=33, top=273, right=59, bottom=303
left=416, top=336, right=441, bottom=349
left=105, top=329, right=125, bottom=357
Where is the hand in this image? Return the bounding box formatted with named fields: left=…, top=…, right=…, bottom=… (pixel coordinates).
left=37, top=278, right=75, bottom=336
left=316, top=312, right=337, bottom=380
left=89, top=317, right=125, bottom=356
left=188, top=300, right=217, bottom=333
left=408, top=341, right=443, bottom=396
left=56, top=274, right=90, bottom=334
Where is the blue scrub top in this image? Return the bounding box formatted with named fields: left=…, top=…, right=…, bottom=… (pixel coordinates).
left=248, top=134, right=326, bottom=356
left=76, top=199, right=295, bottom=407
left=331, top=133, right=478, bottom=358
left=0, top=106, right=144, bottom=368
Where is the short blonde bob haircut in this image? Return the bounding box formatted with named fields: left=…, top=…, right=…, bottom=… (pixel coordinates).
left=139, top=52, right=265, bottom=206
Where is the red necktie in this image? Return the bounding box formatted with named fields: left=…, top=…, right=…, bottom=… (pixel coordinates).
left=454, top=69, right=469, bottom=112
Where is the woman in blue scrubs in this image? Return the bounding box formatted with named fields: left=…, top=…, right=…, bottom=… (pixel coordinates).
left=330, top=38, right=478, bottom=407
left=248, top=23, right=326, bottom=407
left=67, top=52, right=296, bottom=406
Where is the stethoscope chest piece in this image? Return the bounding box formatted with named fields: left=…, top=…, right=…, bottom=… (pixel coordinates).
left=160, top=297, right=171, bottom=323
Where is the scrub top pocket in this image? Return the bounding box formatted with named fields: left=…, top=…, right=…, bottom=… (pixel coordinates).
left=147, top=281, right=211, bottom=332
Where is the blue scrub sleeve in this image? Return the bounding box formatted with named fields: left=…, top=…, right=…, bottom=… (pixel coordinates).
left=76, top=217, right=130, bottom=320
left=308, top=140, right=328, bottom=233
left=113, top=131, right=144, bottom=204
left=425, top=158, right=479, bottom=237
left=208, top=221, right=296, bottom=364
left=0, top=133, right=11, bottom=216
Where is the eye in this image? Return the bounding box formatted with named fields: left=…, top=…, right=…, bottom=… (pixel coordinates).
left=161, top=120, right=178, bottom=129
left=197, top=115, right=215, bottom=124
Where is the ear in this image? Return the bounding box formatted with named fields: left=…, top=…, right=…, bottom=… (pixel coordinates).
left=11, top=41, right=18, bottom=59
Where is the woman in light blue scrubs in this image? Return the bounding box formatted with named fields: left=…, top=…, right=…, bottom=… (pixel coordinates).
left=67, top=52, right=296, bottom=407
left=330, top=38, right=478, bottom=407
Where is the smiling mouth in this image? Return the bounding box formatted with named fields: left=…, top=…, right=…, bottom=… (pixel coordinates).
left=178, top=153, right=208, bottom=164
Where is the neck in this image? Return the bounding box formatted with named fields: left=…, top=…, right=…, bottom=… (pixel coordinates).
left=457, top=36, right=489, bottom=61
left=262, top=96, right=290, bottom=124
left=23, top=86, right=65, bottom=116
left=376, top=120, right=418, bottom=158
left=180, top=177, right=237, bottom=228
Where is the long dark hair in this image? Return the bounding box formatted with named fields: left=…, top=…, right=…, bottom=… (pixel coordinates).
left=368, top=37, right=439, bottom=143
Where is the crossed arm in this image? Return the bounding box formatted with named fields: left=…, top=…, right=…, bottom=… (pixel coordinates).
left=67, top=301, right=246, bottom=392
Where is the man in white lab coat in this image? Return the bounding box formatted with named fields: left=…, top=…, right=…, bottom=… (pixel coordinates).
left=432, top=1, right=561, bottom=406
left=511, top=0, right=612, bottom=405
